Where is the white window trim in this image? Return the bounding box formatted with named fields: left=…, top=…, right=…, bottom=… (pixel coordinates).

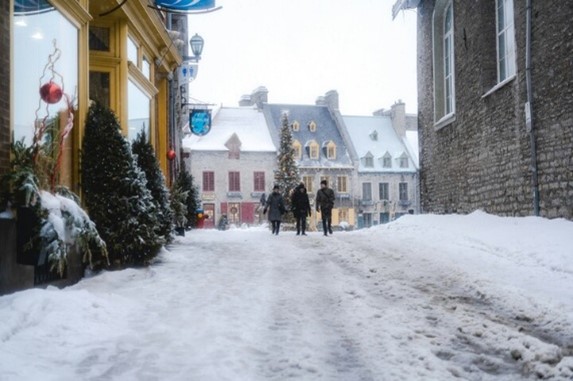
left=496, top=0, right=516, bottom=83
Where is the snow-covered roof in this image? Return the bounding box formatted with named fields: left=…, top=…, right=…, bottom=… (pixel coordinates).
left=182, top=106, right=276, bottom=152
left=343, top=115, right=418, bottom=172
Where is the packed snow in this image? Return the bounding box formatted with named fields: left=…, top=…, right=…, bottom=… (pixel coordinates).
left=1, top=211, right=572, bottom=380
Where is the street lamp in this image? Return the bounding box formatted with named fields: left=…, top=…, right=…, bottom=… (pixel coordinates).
left=186, top=33, right=204, bottom=62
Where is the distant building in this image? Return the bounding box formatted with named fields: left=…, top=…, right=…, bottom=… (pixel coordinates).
left=185, top=88, right=419, bottom=230
left=262, top=90, right=357, bottom=231
left=394, top=0, right=573, bottom=219
left=343, top=101, right=419, bottom=227
left=182, top=106, right=276, bottom=228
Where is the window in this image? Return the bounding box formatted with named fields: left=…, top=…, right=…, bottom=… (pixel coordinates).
left=303, top=175, right=313, bottom=192
left=399, top=154, right=409, bottom=168
left=399, top=182, right=408, bottom=201
left=337, top=176, right=348, bottom=193
left=432, top=0, right=456, bottom=126
left=127, top=36, right=138, bottom=64
left=307, top=140, right=320, bottom=159
left=308, top=121, right=317, bottom=132
left=229, top=171, right=240, bottom=192
left=203, top=171, right=214, bottom=192
left=142, top=57, right=151, bottom=80
left=292, top=121, right=300, bottom=131
left=379, top=183, right=389, bottom=200
left=382, top=153, right=392, bottom=168
left=364, top=153, right=374, bottom=168
left=325, top=141, right=336, bottom=160
left=362, top=183, right=372, bottom=201
left=292, top=140, right=302, bottom=159
left=369, top=130, right=378, bottom=141
left=254, top=172, right=265, bottom=192
left=89, top=26, right=110, bottom=51
left=13, top=4, right=78, bottom=146
left=127, top=80, right=150, bottom=141
left=497, top=0, right=516, bottom=82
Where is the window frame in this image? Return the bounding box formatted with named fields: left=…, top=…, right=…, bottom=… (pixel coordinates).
left=229, top=171, right=241, bottom=192
left=379, top=182, right=389, bottom=200
left=337, top=176, right=348, bottom=193
left=253, top=171, right=265, bottom=192
left=203, top=171, right=215, bottom=192
left=362, top=182, right=372, bottom=201
left=399, top=182, right=409, bottom=201
left=496, top=0, right=516, bottom=83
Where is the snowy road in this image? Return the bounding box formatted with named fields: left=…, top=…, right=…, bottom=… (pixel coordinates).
left=1, top=214, right=572, bottom=380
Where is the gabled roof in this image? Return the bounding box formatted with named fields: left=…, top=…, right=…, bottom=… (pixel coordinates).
left=263, top=103, right=353, bottom=168
left=343, top=115, right=418, bottom=173
left=182, top=106, right=276, bottom=152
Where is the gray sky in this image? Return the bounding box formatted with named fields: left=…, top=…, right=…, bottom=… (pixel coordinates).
left=187, top=0, right=417, bottom=116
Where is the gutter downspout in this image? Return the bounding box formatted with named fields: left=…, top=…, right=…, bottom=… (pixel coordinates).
left=525, top=0, right=540, bottom=216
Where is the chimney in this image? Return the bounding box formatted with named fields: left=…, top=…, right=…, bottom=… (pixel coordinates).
left=391, top=100, right=406, bottom=137
left=315, top=96, right=326, bottom=106
left=238, top=94, right=251, bottom=107
left=251, top=86, right=268, bottom=110
left=324, top=90, right=339, bottom=110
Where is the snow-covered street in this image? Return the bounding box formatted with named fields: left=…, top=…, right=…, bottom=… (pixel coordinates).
left=1, top=212, right=572, bottom=380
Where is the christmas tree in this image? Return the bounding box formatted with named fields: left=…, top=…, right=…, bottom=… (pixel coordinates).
left=173, top=163, right=200, bottom=228
left=81, top=102, right=163, bottom=266
left=132, top=131, right=174, bottom=243
left=274, top=113, right=300, bottom=215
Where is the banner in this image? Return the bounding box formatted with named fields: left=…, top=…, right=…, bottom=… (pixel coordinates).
left=154, top=0, right=216, bottom=12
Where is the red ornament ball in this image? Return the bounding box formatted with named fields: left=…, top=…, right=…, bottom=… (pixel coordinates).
left=40, top=81, right=63, bottom=104
left=167, top=149, right=176, bottom=161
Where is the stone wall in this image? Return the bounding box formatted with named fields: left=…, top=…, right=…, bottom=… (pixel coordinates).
left=417, top=0, right=572, bottom=219
left=0, top=1, right=10, bottom=174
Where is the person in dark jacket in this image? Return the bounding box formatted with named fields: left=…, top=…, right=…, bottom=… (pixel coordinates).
left=316, top=179, right=335, bottom=236
left=264, top=185, right=286, bottom=235
left=291, top=182, right=311, bottom=236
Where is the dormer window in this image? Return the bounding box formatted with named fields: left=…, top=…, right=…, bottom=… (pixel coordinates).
left=323, top=140, right=336, bottom=160
left=306, top=140, right=320, bottom=159
left=292, top=140, right=302, bottom=159
left=382, top=153, right=392, bottom=168
left=308, top=121, right=317, bottom=132
left=292, top=121, right=300, bottom=131
left=369, top=130, right=378, bottom=141
left=363, top=152, right=374, bottom=168
left=399, top=153, right=409, bottom=168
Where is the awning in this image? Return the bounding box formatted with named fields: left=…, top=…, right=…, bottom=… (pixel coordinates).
left=154, top=0, right=216, bottom=13
left=14, top=0, right=54, bottom=15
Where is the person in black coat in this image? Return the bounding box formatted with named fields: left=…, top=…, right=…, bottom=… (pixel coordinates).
left=316, top=179, right=335, bottom=236
left=291, top=182, right=311, bottom=235
left=264, top=185, right=286, bottom=235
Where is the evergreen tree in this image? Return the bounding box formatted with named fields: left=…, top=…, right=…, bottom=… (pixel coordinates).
left=174, top=163, right=200, bottom=228
left=274, top=113, right=301, bottom=215
left=81, top=102, right=163, bottom=266
left=132, top=131, right=174, bottom=243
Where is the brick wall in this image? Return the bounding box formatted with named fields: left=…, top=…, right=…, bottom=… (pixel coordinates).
left=0, top=1, right=10, bottom=174
left=417, top=0, right=573, bottom=219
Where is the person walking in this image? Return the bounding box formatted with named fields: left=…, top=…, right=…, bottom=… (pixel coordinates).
left=316, top=180, right=335, bottom=236
left=291, top=182, right=311, bottom=236
left=264, top=185, right=286, bottom=235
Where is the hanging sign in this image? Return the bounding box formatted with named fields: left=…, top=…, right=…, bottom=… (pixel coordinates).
left=154, top=0, right=216, bottom=12
left=190, top=109, right=211, bottom=136
left=15, top=0, right=54, bottom=15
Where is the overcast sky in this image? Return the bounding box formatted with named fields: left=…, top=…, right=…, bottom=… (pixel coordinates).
left=186, top=0, right=418, bottom=116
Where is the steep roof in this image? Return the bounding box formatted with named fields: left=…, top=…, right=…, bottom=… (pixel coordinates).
left=263, top=103, right=353, bottom=168
left=343, top=115, right=418, bottom=173
left=182, top=106, right=276, bottom=152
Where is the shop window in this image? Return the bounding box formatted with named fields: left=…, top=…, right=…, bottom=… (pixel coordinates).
left=127, top=80, right=150, bottom=141
left=13, top=2, right=78, bottom=145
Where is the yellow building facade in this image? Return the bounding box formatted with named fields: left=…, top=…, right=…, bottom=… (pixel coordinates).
left=10, top=0, right=185, bottom=193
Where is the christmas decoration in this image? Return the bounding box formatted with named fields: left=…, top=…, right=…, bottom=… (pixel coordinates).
left=39, top=81, right=63, bottom=104
left=274, top=112, right=301, bottom=221
left=167, top=149, right=177, bottom=161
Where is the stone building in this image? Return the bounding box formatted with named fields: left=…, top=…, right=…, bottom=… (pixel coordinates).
left=394, top=0, right=573, bottom=219
left=182, top=106, right=277, bottom=228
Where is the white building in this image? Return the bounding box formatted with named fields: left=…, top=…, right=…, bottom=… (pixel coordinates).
left=343, top=102, right=419, bottom=227
left=182, top=106, right=276, bottom=227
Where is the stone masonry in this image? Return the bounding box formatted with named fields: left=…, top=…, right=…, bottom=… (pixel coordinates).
left=417, top=0, right=572, bottom=219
